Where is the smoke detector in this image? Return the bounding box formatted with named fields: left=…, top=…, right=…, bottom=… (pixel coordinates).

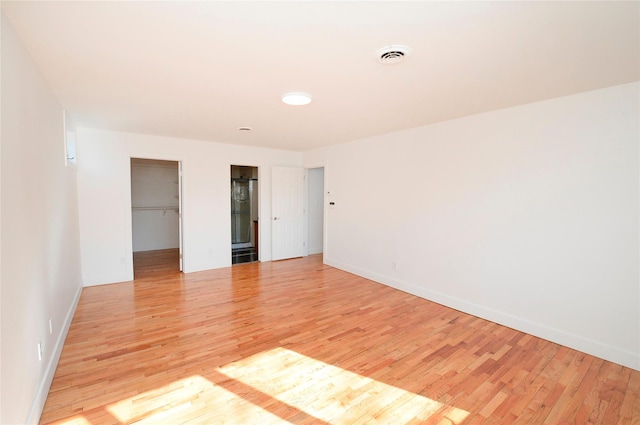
left=376, top=45, right=412, bottom=65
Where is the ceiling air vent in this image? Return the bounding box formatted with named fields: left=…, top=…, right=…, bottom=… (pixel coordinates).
left=376, top=45, right=412, bottom=65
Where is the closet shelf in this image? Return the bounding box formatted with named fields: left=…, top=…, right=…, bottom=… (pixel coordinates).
left=132, top=206, right=179, bottom=211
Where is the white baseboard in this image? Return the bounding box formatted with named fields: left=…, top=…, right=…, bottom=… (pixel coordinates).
left=26, top=285, right=83, bottom=425
left=324, top=257, right=640, bottom=372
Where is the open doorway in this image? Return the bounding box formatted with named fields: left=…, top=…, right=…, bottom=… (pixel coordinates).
left=307, top=167, right=324, bottom=257
left=131, top=158, right=182, bottom=278
left=231, top=165, right=259, bottom=264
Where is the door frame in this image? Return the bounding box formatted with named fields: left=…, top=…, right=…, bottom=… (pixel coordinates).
left=128, top=155, right=185, bottom=275
left=230, top=164, right=261, bottom=263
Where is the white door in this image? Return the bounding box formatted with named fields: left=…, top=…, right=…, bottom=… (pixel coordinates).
left=272, top=166, right=304, bottom=261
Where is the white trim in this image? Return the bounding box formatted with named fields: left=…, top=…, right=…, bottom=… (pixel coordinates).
left=324, top=256, right=640, bottom=371
left=26, top=285, right=83, bottom=425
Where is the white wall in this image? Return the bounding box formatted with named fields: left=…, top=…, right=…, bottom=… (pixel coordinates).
left=77, top=128, right=302, bottom=286
left=305, top=82, right=640, bottom=370
left=308, top=168, right=324, bottom=254
left=1, top=12, right=83, bottom=424
left=131, top=160, right=180, bottom=252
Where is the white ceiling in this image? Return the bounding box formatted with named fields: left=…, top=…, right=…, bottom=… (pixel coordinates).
left=3, top=1, right=639, bottom=151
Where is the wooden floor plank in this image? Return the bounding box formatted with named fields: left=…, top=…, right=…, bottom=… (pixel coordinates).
left=40, top=251, right=640, bottom=424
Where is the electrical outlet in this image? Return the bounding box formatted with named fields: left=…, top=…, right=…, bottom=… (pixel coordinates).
left=392, top=261, right=398, bottom=270
left=37, top=342, right=44, bottom=361
left=49, top=317, right=53, bottom=334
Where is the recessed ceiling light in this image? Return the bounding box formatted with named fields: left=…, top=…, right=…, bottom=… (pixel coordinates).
left=282, top=92, right=312, bottom=106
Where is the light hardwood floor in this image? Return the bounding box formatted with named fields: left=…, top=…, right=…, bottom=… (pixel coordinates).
left=41, top=251, right=639, bottom=424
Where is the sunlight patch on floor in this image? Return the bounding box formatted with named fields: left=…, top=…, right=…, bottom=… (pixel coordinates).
left=48, top=417, right=93, bottom=425
left=106, top=375, right=285, bottom=424
left=218, top=347, right=470, bottom=424
left=73, top=347, right=473, bottom=425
